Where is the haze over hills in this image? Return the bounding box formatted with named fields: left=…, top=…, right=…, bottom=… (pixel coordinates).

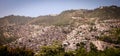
left=0, top=5, right=120, bottom=26
left=0, top=5, right=120, bottom=56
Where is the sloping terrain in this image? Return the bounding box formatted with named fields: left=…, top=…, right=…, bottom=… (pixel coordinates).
left=0, top=15, right=33, bottom=26
left=86, top=5, right=120, bottom=19
left=0, top=5, right=120, bottom=53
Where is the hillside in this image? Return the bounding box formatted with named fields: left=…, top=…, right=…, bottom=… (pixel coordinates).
left=0, top=5, right=120, bottom=56
left=0, top=15, right=33, bottom=26
left=86, top=5, right=120, bottom=19
left=0, top=5, right=120, bottom=26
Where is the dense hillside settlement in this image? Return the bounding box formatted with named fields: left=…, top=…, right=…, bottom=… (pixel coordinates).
left=0, top=5, right=120, bottom=56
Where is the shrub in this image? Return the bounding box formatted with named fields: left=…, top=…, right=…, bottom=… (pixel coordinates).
left=99, top=28, right=120, bottom=44
left=0, top=46, right=34, bottom=56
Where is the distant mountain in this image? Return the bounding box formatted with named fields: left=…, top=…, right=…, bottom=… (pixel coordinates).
left=0, top=5, right=120, bottom=26
left=0, top=15, right=33, bottom=26
left=31, top=5, right=120, bottom=26
left=86, top=5, right=120, bottom=19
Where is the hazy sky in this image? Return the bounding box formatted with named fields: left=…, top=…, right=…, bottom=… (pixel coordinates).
left=0, top=0, right=120, bottom=17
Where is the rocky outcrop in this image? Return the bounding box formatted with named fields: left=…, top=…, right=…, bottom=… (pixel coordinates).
left=1, top=18, right=119, bottom=52
left=6, top=25, right=66, bottom=52
left=91, top=40, right=107, bottom=51
left=0, top=17, right=119, bottom=53
left=62, top=18, right=120, bottom=51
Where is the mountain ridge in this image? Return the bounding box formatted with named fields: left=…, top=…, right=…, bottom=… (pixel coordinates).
left=0, top=5, right=120, bottom=54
